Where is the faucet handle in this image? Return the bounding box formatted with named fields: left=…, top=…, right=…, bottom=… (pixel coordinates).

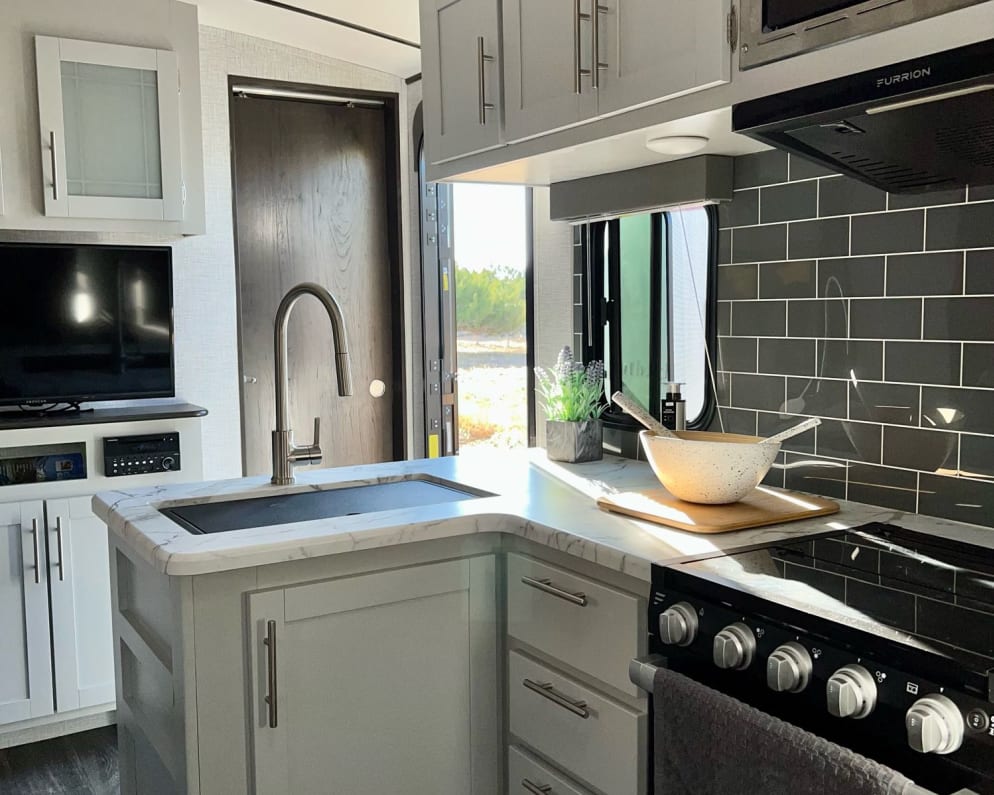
left=311, top=416, right=320, bottom=447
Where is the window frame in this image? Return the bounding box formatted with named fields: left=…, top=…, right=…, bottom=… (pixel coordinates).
left=579, top=205, right=718, bottom=433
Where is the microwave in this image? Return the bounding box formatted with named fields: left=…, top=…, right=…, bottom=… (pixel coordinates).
left=738, top=0, right=988, bottom=69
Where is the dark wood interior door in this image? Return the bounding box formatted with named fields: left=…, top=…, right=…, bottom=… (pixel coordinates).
left=232, top=92, right=400, bottom=476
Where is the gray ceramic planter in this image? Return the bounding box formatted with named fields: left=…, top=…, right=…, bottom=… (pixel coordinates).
left=546, top=419, right=603, bottom=463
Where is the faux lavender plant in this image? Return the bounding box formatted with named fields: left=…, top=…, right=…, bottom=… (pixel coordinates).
left=535, top=346, right=606, bottom=422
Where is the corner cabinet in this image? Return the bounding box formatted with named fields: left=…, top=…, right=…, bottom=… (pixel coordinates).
left=35, top=36, right=184, bottom=221
left=247, top=557, right=500, bottom=795
left=420, top=0, right=504, bottom=164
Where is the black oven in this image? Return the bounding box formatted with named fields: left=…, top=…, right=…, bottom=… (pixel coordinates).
left=739, top=0, right=988, bottom=70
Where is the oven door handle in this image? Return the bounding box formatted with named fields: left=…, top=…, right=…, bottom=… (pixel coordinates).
left=628, top=654, right=668, bottom=694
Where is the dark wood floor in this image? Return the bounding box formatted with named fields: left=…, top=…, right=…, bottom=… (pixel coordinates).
left=0, top=727, right=118, bottom=794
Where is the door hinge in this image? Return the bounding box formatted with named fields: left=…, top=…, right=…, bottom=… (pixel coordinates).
left=727, top=5, right=738, bottom=52
left=181, top=181, right=187, bottom=205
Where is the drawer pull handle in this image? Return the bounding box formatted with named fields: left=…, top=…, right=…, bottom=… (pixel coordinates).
left=521, top=575, right=587, bottom=607
left=522, top=779, right=552, bottom=794
left=523, top=678, right=590, bottom=719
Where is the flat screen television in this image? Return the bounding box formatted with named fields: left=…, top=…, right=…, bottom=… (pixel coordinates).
left=0, top=243, right=175, bottom=407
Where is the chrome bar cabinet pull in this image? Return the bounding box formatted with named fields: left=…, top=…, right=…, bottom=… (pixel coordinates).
left=29, top=518, right=40, bottom=585
left=49, top=131, right=59, bottom=201
left=591, top=3, right=609, bottom=89
left=263, top=619, right=278, bottom=728
left=54, top=516, right=65, bottom=582
left=522, top=779, right=553, bottom=794
left=477, top=36, right=495, bottom=125
left=521, top=575, right=587, bottom=606
left=522, top=678, right=590, bottom=719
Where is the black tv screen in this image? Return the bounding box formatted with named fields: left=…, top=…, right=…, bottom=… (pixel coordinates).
left=0, top=243, right=174, bottom=406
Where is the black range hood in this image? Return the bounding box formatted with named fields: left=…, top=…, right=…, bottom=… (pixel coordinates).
left=732, top=38, right=994, bottom=193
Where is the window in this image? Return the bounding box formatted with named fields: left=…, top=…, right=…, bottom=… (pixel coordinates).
left=580, top=206, right=716, bottom=428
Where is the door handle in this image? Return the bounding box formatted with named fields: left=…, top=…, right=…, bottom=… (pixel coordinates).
left=263, top=619, right=278, bottom=728
left=521, top=575, right=587, bottom=606
left=591, top=3, right=609, bottom=89
left=49, top=131, right=59, bottom=201
left=29, top=518, right=40, bottom=585
left=574, top=0, right=591, bottom=94
left=477, top=36, right=495, bottom=125
left=523, top=678, right=590, bottom=718
left=53, top=516, right=65, bottom=582
left=522, top=780, right=553, bottom=794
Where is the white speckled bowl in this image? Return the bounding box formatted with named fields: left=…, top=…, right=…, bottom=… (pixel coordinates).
left=638, top=430, right=780, bottom=505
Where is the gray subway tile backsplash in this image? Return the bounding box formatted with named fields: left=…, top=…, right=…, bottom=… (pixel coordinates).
left=885, top=252, right=964, bottom=296
left=788, top=217, right=849, bottom=259
left=574, top=152, right=994, bottom=529
left=759, top=260, right=816, bottom=299
left=850, top=210, right=924, bottom=255
left=923, top=296, right=994, bottom=342
left=818, top=257, right=884, bottom=298
left=818, top=176, right=887, bottom=217
left=761, top=181, right=818, bottom=224
left=884, top=341, right=961, bottom=386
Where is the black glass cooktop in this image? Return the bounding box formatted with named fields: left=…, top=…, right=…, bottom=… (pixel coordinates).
left=666, top=523, right=994, bottom=685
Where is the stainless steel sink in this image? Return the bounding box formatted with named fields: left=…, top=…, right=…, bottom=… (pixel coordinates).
left=161, top=477, right=486, bottom=535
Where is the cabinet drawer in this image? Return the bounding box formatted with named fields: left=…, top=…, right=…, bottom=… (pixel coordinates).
left=508, top=650, right=646, bottom=795
left=509, top=745, right=593, bottom=795
left=507, top=553, right=641, bottom=696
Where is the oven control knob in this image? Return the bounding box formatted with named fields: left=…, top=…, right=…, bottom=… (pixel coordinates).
left=827, top=664, right=877, bottom=719
left=906, top=695, right=965, bottom=755
left=767, top=642, right=813, bottom=693
left=659, top=602, right=698, bottom=647
left=713, top=622, right=756, bottom=670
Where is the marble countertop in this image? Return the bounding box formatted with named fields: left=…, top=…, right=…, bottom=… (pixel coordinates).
left=93, top=450, right=993, bottom=579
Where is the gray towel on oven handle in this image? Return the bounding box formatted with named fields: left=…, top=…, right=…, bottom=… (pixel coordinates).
left=654, top=666, right=933, bottom=795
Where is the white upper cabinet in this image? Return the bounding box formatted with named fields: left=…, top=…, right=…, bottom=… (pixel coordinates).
left=421, top=0, right=503, bottom=164
left=502, top=0, right=599, bottom=143
left=597, top=0, right=732, bottom=115
left=35, top=36, right=183, bottom=221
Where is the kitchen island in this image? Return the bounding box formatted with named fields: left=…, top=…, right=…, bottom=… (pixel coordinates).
left=94, top=451, right=987, bottom=794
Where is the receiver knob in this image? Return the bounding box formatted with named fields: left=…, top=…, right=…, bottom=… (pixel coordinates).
left=659, top=602, right=698, bottom=647
left=767, top=642, right=813, bottom=693
left=161, top=456, right=176, bottom=471
left=907, top=695, right=965, bottom=755
left=713, top=622, right=756, bottom=670
left=827, top=664, right=877, bottom=719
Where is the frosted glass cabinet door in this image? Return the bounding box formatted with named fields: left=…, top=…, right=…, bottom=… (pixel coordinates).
left=35, top=36, right=183, bottom=221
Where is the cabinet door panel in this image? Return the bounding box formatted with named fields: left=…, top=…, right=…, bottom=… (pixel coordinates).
left=598, top=0, right=731, bottom=115
left=421, top=0, right=503, bottom=163
left=248, top=557, right=499, bottom=795
left=35, top=36, right=183, bottom=221
left=503, top=0, right=598, bottom=142
left=48, top=497, right=116, bottom=713
left=0, top=501, right=53, bottom=726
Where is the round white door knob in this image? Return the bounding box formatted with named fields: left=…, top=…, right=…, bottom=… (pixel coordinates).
left=713, top=622, right=756, bottom=670
left=827, top=664, right=877, bottom=719
left=369, top=379, right=386, bottom=398
left=906, top=694, right=965, bottom=755
left=659, top=602, right=698, bottom=647
left=767, top=642, right=813, bottom=693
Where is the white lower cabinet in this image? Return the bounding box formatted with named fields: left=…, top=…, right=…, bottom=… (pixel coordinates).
left=0, top=497, right=115, bottom=731
left=47, top=497, right=116, bottom=712
left=0, top=501, right=53, bottom=726
left=247, top=556, right=500, bottom=795
left=509, top=744, right=593, bottom=795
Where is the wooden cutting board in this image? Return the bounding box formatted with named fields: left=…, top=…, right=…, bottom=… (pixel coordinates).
left=597, top=485, right=839, bottom=534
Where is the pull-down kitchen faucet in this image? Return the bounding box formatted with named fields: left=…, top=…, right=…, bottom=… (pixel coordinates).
left=271, top=282, right=352, bottom=486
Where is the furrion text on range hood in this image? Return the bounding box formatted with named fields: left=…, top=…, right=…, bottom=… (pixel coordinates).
left=732, top=38, right=994, bottom=194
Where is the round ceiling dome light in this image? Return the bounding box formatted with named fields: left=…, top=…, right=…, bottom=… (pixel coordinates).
left=645, top=135, right=709, bottom=156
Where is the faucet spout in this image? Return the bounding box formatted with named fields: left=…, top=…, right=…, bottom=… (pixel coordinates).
left=271, top=282, right=353, bottom=485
